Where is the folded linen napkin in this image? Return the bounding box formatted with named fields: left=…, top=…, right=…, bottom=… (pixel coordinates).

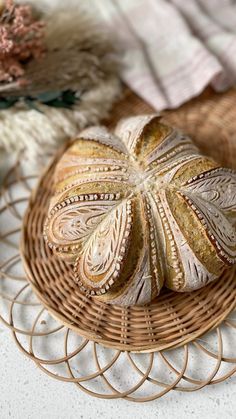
left=95, top=0, right=236, bottom=110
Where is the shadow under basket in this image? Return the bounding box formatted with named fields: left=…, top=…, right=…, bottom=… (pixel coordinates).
left=20, top=87, right=236, bottom=353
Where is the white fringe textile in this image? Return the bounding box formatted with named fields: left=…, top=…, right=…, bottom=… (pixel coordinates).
left=0, top=79, right=120, bottom=163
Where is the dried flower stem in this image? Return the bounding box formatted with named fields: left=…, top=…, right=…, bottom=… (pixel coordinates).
left=0, top=0, right=45, bottom=84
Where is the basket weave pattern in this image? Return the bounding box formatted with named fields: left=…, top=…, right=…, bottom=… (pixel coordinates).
left=20, top=88, right=236, bottom=352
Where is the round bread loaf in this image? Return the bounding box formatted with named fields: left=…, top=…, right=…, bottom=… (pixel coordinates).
left=44, top=115, right=236, bottom=306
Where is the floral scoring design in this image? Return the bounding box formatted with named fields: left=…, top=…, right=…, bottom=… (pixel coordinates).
left=44, top=116, right=236, bottom=306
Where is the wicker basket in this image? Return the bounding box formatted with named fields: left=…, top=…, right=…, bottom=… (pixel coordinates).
left=20, top=88, right=236, bottom=353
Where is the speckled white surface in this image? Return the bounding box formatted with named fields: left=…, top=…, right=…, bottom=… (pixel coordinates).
left=0, top=1, right=235, bottom=417
left=0, top=322, right=235, bottom=419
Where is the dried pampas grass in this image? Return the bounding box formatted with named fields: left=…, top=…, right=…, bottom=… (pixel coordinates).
left=0, top=1, right=121, bottom=164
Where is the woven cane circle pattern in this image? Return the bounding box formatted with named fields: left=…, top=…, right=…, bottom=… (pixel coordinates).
left=0, top=89, right=236, bottom=401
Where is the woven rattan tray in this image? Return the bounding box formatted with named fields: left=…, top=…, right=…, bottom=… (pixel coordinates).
left=20, top=88, right=236, bottom=353
left=1, top=88, right=236, bottom=402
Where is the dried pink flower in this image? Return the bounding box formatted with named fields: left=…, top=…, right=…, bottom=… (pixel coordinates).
left=0, top=0, right=45, bottom=83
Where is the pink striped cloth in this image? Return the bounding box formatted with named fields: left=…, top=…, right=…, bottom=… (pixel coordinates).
left=94, top=0, right=236, bottom=110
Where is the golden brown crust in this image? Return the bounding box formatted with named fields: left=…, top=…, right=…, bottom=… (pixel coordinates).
left=44, top=115, right=236, bottom=306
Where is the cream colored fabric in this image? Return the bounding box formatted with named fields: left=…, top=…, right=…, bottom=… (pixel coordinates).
left=94, top=0, right=236, bottom=111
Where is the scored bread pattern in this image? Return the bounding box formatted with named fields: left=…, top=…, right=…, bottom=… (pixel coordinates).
left=44, top=115, right=236, bottom=306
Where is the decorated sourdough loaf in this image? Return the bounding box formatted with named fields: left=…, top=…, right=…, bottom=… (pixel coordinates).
left=44, top=115, right=236, bottom=306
